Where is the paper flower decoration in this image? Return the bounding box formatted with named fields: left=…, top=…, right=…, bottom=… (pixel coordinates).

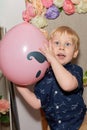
left=41, top=0, right=53, bottom=8
left=75, top=0, right=87, bottom=13
left=22, top=0, right=87, bottom=29
left=0, top=96, right=10, bottom=124
left=45, top=5, right=60, bottom=19
left=83, top=71, right=87, bottom=86
left=63, top=0, right=75, bottom=15
left=30, top=15, right=48, bottom=28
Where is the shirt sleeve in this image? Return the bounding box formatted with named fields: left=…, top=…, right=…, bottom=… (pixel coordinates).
left=34, top=75, right=51, bottom=106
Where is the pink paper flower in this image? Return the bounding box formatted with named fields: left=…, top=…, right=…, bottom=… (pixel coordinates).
left=63, top=0, right=75, bottom=15
left=22, top=2, right=36, bottom=22
left=41, top=0, right=53, bottom=8
left=0, top=99, right=10, bottom=114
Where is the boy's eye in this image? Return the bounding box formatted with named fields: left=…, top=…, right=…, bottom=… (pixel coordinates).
left=65, top=42, right=71, bottom=46
left=54, top=41, right=59, bottom=45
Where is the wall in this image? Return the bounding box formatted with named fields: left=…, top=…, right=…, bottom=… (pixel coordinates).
left=0, top=0, right=25, bottom=30
left=0, top=1, right=87, bottom=130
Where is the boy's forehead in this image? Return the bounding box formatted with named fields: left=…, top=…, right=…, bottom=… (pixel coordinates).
left=53, top=31, right=69, bottom=38
left=53, top=31, right=66, bottom=36
left=51, top=32, right=73, bottom=43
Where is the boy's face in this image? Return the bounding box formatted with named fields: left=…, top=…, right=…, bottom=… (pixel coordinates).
left=51, top=32, right=78, bottom=65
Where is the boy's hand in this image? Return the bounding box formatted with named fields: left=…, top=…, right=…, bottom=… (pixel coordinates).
left=40, top=42, right=56, bottom=63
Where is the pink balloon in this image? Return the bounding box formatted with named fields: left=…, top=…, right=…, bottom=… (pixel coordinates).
left=0, top=22, right=49, bottom=85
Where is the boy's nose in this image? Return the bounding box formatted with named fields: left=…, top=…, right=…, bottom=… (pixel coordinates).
left=59, top=44, right=64, bottom=50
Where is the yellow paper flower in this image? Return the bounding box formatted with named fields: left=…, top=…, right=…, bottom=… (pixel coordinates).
left=30, top=15, right=48, bottom=28
left=75, top=0, right=87, bottom=13
left=71, top=0, right=80, bottom=4
left=53, top=0, right=64, bottom=8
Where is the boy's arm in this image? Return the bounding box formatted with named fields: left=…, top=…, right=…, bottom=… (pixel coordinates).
left=16, top=85, right=41, bottom=109
left=50, top=59, right=78, bottom=91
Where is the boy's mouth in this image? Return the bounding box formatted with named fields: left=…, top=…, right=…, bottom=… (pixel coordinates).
left=57, top=53, right=66, bottom=59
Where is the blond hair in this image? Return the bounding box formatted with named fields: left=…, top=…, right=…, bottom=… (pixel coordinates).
left=50, top=26, right=80, bottom=51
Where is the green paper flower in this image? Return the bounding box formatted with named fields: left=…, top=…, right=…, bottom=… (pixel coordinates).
left=83, top=71, right=87, bottom=86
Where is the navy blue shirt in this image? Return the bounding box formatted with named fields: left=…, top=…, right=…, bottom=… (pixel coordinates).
left=34, top=63, right=86, bottom=130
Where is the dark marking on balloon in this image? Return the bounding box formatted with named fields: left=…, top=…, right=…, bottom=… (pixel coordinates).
left=27, top=51, right=47, bottom=63
left=27, top=51, right=48, bottom=79
left=36, top=70, right=41, bottom=78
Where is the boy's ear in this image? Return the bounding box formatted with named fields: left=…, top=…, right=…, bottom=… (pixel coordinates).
left=73, top=50, right=79, bottom=58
